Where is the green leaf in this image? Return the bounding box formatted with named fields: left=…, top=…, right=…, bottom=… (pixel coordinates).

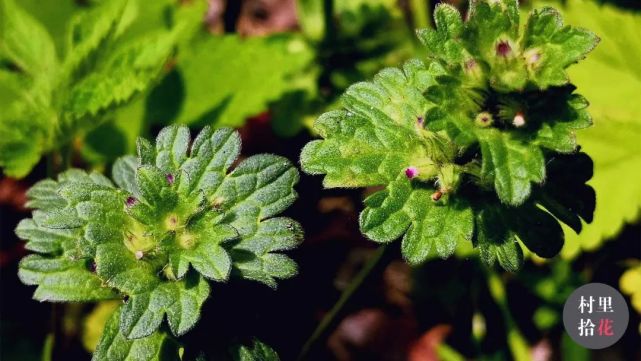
left=522, top=6, right=599, bottom=88
left=93, top=306, right=180, bottom=361
left=25, top=179, right=66, bottom=210
left=18, top=255, right=118, bottom=302
left=63, top=0, right=130, bottom=75
left=0, top=0, right=58, bottom=79
left=301, top=59, right=447, bottom=188
left=360, top=176, right=474, bottom=264
left=475, top=206, right=523, bottom=272
left=213, top=154, right=303, bottom=286
left=63, top=31, right=175, bottom=121
left=169, top=223, right=236, bottom=281
left=112, top=155, right=141, bottom=196
left=477, top=130, right=545, bottom=206
left=229, top=217, right=303, bottom=287
left=146, top=34, right=313, bottom=127
left=119, top=272, right=210, bottom=339
left=0, top=0, right=188, bottom=178
left=230, top=339, right=280, bottom=361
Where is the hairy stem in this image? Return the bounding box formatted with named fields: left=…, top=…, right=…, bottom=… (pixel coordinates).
left=297, top=245, right=389, bottom=360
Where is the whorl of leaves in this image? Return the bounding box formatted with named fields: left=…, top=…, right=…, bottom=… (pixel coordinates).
left=301, top=0, right=598, bottom=271
left=17, top=125, right=302, bottom=359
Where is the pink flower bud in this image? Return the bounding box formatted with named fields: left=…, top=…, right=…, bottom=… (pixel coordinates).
left=166, top=173, right=175, bottom=185
left=135, top=250, right=144, bottom=260
left=513, top=112, right=526, bottom=127
left=126, top=196, right=137, bottom=207
left=405, top=166, right=419, bottom=179
left=496, top=41, right=512, bottom=57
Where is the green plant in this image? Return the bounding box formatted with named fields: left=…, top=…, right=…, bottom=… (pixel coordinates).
left=301, top=0, right=599, bottom=270
left=0, top=0, right=196, bottom=177
left=17, top=125, right=302, bottom=359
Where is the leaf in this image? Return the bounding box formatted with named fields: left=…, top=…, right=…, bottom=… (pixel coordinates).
left=112, top=155, right=141, bottom=196
left=360, top=176, right=474, bottom=264
left=475, top=206, right=523, bottom=272
left=301, top=59, right=444, bottom=188
left=18, top=255, right=118, bottom=302
left=63, top=31, right=175, bottom=121
left=214, top=154, right=303, bottom=286
left=0, top=0, right=58, bottom=79
left=63, top=0, right=130, bottom=75
left=477, top=130, right=545, bottom=206
left=228, top=217, right=303, bottom=287
left=146, top=34, right=313, bottom=127
left=94, top=306, right=181, bottom=361
left=522, top=6, right=599, bottom=88
left=230, top=339, right=280, bottom=361
left=547, top=0, right=641, bottom=257
left=0, top=0, right=188, bottom=178
left=535, top=152, right=595, bottom=234
left=119, top=271, right=210, bottom=339
left=169, top=223, right=237, bottom=281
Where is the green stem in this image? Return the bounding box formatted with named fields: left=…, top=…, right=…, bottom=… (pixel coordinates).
left=485, top=270, right=531, bottom=361
left=296, top=245, right=388, bottom=361
left=409, top=0, right=430, bottom=30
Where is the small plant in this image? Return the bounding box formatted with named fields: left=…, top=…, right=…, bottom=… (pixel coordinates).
left=17, top=125, right=302, bottom=359
left=301, top=0, right=598, bottom=270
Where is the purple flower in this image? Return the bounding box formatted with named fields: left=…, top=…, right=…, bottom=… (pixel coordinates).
left=166, top=173, right=175, bottom=185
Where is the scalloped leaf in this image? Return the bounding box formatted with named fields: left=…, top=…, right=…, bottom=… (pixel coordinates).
left=18, top=255, right=118, bottom=302
left=18, top=125, right=303, bottom=343
left=360, top=176, right=474, bottom=264
left=93, top=306, right=181, bottom=361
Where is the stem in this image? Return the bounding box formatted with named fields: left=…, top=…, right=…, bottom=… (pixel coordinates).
left=322, top=0, right=335, bottom=43
left=409, top=0, right=430, bottom=30
left=296, top=245, right=388, bottom=361
left=485, top=270, right=531, bottom=361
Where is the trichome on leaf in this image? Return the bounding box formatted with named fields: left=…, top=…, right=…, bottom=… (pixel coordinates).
left=17, top=125, right=302, bottom=359
left=301, top=0, right=598, bottom=271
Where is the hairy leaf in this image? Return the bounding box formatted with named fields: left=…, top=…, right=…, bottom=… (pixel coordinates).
left=93, top=306, right=181, bottom=361
left=231, top=339, right=280, bottom=361
left=301, top=0, right=597, bottom=270
left=18, top=126, right=302, bottom=342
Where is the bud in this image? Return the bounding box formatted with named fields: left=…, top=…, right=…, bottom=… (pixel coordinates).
left=417, top=116, right=424, bottom=126
left=126, top=196, right=137, bottom=207
left=166, top=173, right=175, bottom=185
left=405, top=166, right=419, bottom=179
left=135, top=250, right=144, bottom=260
left=431, top=190, right=443, bottom=201
left=513, top=112, right=526, bottom=127
left=496, top=40, right=512, bottom=57
left=524, top=48, right=541, bottom=66
left=474, top=112, right=494, bottom=127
